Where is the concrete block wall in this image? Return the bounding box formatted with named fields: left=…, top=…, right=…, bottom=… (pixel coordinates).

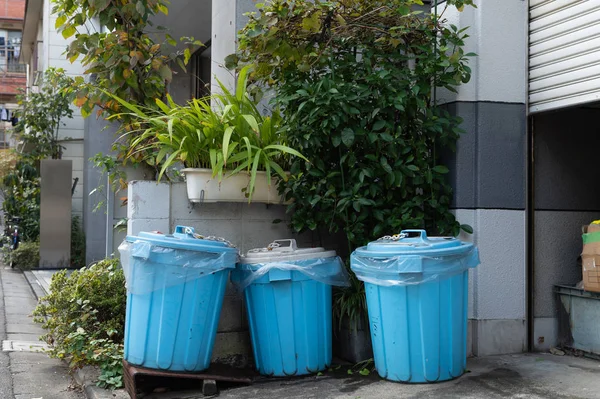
left=127, top=180, right=317, bottom=362
left=441, top=1, right=528, bottom=356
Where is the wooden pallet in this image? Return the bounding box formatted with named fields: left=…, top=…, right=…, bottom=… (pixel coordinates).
left=123, top=360, right=254, bottom=398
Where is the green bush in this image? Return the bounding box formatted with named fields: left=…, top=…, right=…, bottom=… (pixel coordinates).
left=8, top=241, right=40, bottom=270
left=33, top=258, right=126, bottom=389
left=234, top=0, right=475, bottom=324
left=71, top=216, right=86, bottom=267
left=2, top=160, right=41, bottom=242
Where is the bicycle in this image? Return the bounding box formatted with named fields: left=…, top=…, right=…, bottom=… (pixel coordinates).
left=3, top=216, right=21, bottom=268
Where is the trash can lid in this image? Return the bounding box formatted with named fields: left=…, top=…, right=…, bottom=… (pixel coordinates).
left=355, top=229, right=473, bottom=258
left=126, top=225, right=238, bottom=254
left=240, top=239, right=336, bottom=264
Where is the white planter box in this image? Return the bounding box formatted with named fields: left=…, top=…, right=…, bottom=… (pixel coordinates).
left=181, top=168, right=287, bottom=204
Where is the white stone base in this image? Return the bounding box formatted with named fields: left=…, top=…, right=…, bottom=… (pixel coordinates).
left=472, top=319, right=527, bottom=356
left=533, top=317, right=558, bottom=352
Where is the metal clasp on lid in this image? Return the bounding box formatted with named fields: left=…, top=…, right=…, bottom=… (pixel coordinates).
left=249, top=239, right=298, bottom=253
left=173, top=225, right=236, bottom=248
left=377, top=230, right=429, bottom=242
left=377, top=233, right=408, bottom=241
left=269, top=239, right=297, bottom=252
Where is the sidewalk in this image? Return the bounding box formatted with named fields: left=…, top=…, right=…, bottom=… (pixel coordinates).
left=0, top=267, right=84, bottom=399
left=216, top=353, right=600, bottom=399
left=18, top=268, right=600, bottom=399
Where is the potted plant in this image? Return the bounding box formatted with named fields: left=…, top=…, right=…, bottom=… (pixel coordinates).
left=110, top=66, right=305, bottom=203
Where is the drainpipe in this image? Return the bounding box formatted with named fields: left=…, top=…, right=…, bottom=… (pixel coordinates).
left=525, top=0, right=534, bottom=353
left=433, top=0, right=438, bottom=106
left=105, top=175, right=114, bottom=258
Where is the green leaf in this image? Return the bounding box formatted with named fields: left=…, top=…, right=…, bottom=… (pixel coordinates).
left=136, top=1, right=145, bottom=16
left=155, top=98, right=171, bottom=114
left=380, top=133, right=393, bottom=142
left=95, top=0, right=110, bottom=11
left=341, top=128, right=355, bottom=147
left=263, top=144, right=308, bottom=161
left=243, top=115, right=260, bottom=132
left=248, top=150, right=262, bottom=202
left=359, top=369, right=370, bottom=376
left=433, top=165, right=450, bottom=174
left=158, top=150, right=181, bottom=180
left=222, top=126, right=234, bottom=164
left=159, top=65, right=173, bottom=82
left=165, top=34, right=177, bottom=46
left=461, top=224, right=474, bottom=234
left=62, top=25, right=77, bottom=39
left=373, top=120, right=386, bottom=131
left=157, top=4, right=169, bottom=15
left=55, top=15, right=67, bottom=29
left=236, top=65, right=252, bottom=101
left=224, top=54, right=240, bottom=70
left=301, top=11, right=321, bottom=33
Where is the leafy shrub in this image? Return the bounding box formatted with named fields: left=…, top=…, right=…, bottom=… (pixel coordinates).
left=71, top=216, right=86, bottom=268
left=33, top=259, right=126, bottom=389
left=2, top=160, right=41, bottom=242
left=7, top=241, right=40, bottom=270
left=234, top=0, right=475, bottom=323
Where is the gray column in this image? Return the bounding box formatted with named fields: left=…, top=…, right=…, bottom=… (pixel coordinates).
left=439, top=1, right=528, bottom=356
left=83, top=113, right=117, bottom=265
left=40, top=160, right=72, bottom=268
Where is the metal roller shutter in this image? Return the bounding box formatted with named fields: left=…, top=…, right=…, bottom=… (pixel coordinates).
left=529, top=0, right=600, bottom=113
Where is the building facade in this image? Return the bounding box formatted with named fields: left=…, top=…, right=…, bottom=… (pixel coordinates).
left=18, top=0, right=600, bottom=356
left=0, top=0, right=26, bottom=150
left=21, top=0, right=89, bottom=220
left=20, top=0, right=212, bottom=262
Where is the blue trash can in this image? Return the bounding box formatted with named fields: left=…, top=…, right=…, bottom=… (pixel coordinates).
left=232, top=239, right=349, bottom=377
left=119, top=226, right=238, bottom=372
left=351, top=230, right=479, bottom=383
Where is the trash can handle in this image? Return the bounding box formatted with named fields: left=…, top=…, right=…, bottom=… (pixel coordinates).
left=269, top=239, right=298, bottom=252
left=400, top=230, right=428, bottom=241
left=174, top=225, right=195, bottom=238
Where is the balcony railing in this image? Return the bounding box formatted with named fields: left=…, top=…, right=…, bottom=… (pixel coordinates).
left=0, top=46, right=25, bottom=74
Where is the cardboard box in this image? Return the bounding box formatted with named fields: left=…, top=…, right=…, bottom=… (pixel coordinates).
left=581, top=223, right=600, bottom=293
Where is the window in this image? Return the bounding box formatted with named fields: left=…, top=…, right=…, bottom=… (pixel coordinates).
left=0, top=30, right=25, bottom=73
left=190, top=42, right=211, bottom=99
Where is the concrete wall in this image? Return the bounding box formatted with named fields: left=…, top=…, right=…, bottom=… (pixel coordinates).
left=39, top=159, right=72, bottom=268
left=211, top=0, right=256, bottom=92
left=82, top=111, right=160, bottom=264
left=126, top=180, right=323, bottom=362
left=441, top=0, right=528, bottom=356
left=532, top=107, right=600, bottom=350
left=42, top=0, right=94, bottom=219
left=83, top=114, right=113, bottom=264
left=211, top=0, right=237, bottom=93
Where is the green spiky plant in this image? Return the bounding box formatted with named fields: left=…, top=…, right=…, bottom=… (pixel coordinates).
left=109, top=66, right=306, bottom=201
